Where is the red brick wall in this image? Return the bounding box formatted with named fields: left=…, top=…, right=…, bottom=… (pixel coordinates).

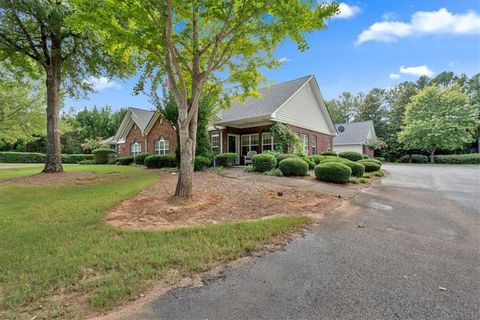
left=287, top=124, right=332, bottom=154
left=362, top=144, right=374, bottom=157
left=145, top=118, right=177, bottom=154
left=120, top=124, right=144, bottom=156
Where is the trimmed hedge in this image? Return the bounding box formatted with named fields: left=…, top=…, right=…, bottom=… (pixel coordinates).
left=362, top=154, right=369, bottom=159
left=320, top=157, right=349, bottom=164
left=321, top=151, right=337, bottom=157
left=216, top=153, right=238, bottom=167
left=310, top=155, right=327, bottom=164
left=0, top=152, right=45, bottom=163
left=61, top=154, right=93, bottom=164
left=194, top=156, right=211, bottom=171
left=278, top=158, right=309, bottom=176
left=78, top=160, right=95, bottom=165
left=357, top=160, right=381, bottom=172
left=116, top=156, right=134, bottom=165
left=144, top=154, right=177, bottom=168
left=362, top=158, right=382, bottom=166
left=314, top=162, right=352, bottom=184
left=298, top=155, right=316, bottom=169
left=275, top=153, right=299, bottom=164
left=134, top=152, right=153, bottom=165
left=339, top=151, right=364, bottom=162
left=374, top=157, right=385, bottom=163
left=321, top=157, right=365, bottom=177
left=434, top=153, right=480, bottom=164
left=398, top=154, right=429, bottom=164
left=252, top=153, right=277, bottom=172
left=92, top=148, right=116, bottom=164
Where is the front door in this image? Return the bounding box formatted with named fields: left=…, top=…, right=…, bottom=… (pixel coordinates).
left=227, top=134, right=240, bottom=164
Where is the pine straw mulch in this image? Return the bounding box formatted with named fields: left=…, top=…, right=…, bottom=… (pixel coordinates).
left=106, top=170, right=341, bottom=230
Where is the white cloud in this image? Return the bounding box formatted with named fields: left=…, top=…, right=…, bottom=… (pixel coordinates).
left=277, top=57, right=291, bottom=64
left=86, top=76, right=121, bottom=92
left=389, top=73, right=401, bottom=79
left=357, top=8, right=480, bottom=44
left=399, top=65, right=434, bottom=77
left=333, top=3, right=361, bottom=19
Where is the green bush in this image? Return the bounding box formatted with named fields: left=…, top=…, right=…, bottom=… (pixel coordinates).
left=278, top=158, right=309, bottom=176
left=194, top=156, right=211, bottom=171
left=265, top=168, right=283, bottom=177
left=62, top=154, right=93, bottom=164
left=144, top=154, right=177, bottom=168
left=134, top=152, right=153, bottom=165
left=357, top=160, right=381, bottom=172
left=362, top=154, right=369, bottom=159
left=0, top=151, right=45, bottom=163
left=78, top=160, right=96, bottom=165
left=434, top=153, right=480, bottom=164
left=275, top=153, right=299, bottom=165
left=296, top=155, right=315, bottom=169
left=398, top=154, right=428, bottom=163
left=361, top=158, right=382, bottom=166
left=216, top=153, right=238, bottom=167
left=321, top=157, right=365, bottom=177
left=310, top=155, right=327, bottom=164
left=321, top=151, right=337, bottom=157
left=252, top=153, right=277, bottom=172
left=320, top=157, right=349, bottom=164
left=92, top=148, right=116, bottom=164
left=116, top=156, right=134, bottom=165
left=374, top=157, right=385, bottom=163
left=339, top=151, right=364, bottom=162
left=314, top=162, right=352, bottom=184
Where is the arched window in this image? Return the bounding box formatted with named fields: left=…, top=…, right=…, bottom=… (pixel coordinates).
left=155, top=137, right=170, bottom=155
left=131, top=141, right=141, bottom=156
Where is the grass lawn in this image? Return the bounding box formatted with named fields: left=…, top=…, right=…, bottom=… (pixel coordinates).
left=0, top=165, right=310, bottom=319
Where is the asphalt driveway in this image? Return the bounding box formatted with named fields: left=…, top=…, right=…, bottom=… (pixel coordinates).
left=124, top=164, right=480, bottom=320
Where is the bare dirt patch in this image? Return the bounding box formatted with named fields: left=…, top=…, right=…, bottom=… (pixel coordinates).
left=106, top=170, right=341, bottom=230
left=0, top=171, right=98, bottom=185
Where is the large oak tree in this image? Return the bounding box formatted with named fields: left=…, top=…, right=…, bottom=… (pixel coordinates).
left=77, top=0, right=339, bottom=198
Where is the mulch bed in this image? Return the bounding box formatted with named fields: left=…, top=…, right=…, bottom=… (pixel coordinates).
left=106, top=170, right=340, bottom=230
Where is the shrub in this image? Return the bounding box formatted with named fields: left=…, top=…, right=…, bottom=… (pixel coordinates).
left=374, top=157, right=385, bottom=163
left=144, top=154, right=177, bottom=168
left=314, top=162, right=352, bottom=184
left=116, top=156, right=134, bottom=165
left=134, top=152, right=153, bottom=165
left=62, top=154, right=93, bottom=164
left=278, top=158, right=309, bottom=176
left=398, top=154, right=428, bottom=163
left=321, top=157, right=365, bottom=177
left=434, top=153, right=480, bottom=164
left=320, top=157, right=349, bottom=164
left=194, top=156, right=211, bottom=171
left=265, top=168, right=283, bottom=177
left=92, top=148, right=116, bottom=164
left=310, top=155, right=327, bottom=164
left=275, top=153, right=299, bottom=165
left=339, top=151, right=364, bottom=162
left=78, top=160, right=95, bottom=165
left=252, top=153, right=277, bottom=172
left=216, top=153, right=238, bottom=167
left=362, top=154, right=369, bottom=159
left=361, top=158, right=382, bottom=166
left=297, top=155, right=315, bottom=169
left=357, top=160, right=381, bottom=172
left=321, top=151, right=337, bottom=157
left=0, top=152, right=45, bottom=163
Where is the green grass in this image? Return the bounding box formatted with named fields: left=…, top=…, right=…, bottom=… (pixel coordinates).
left=349, top=176, right=369, bottom=184
left=0, top=165, right=310, bottom=319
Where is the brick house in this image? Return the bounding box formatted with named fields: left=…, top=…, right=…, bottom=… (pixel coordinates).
left=110, top=75, right=338, bottom=161
left=332, top=121, right=376, bottom=157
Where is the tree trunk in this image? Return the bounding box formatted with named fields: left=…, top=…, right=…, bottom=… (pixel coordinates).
left=430, top=146, right=436, bottom=164
left=43, top=38, right=63, bottom=173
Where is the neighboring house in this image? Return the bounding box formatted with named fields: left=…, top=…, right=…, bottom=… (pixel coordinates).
left=332, top=120, right=376, bottom=157
left=110, top=75, right=337, bottom=162
left=110, top=107, right=177, bottom=157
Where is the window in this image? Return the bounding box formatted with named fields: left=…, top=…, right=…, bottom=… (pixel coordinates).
left=311, top=135, right=317, bottom=155
left=241, top=134, right=259, bottom=156
left=131, top=141, right=141, bottom=156
left=210, top=131, right=220, bottom=154
left=301, top=133, right=308, bottom=154
left=155, top=138, right=169, bottom=155
left=262, top=132, right=274, bottom=152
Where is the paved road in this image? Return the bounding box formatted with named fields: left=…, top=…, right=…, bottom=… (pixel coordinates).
left=125, top=164, right=480, bottom=320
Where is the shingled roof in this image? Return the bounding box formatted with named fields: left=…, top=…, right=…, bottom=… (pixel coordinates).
left=129, top=107, right=156, bottom=132
left=215, top=75, right=312, bottom=124
left=333, top=121, right=375, bottom=145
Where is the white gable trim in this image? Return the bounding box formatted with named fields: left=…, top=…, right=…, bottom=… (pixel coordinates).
left=271, top=76, right=312, bottom=119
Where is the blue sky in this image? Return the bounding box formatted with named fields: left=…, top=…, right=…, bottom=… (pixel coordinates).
left=66, top=0, right=480, bottom=111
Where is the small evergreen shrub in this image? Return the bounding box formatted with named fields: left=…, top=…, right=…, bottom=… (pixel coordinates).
left=321, top=157, right=365, bottom=177
left=361, top=158, right=382, bottom=166
left=116, top=156, right=134, bottom=165
left=62, top=154, right=93, bottom=164
left=296, top=155, right=315, bottom=169
left=411, top=154, right=429, bottom=163
left=252, top=153, right=277, bottom=172
left=321, top=151, right=337, bottom=157
left=134, top=152, right=153, bottom=165
left=275, top=153, right=299, bottom=165
left=310, top=155, right=327, bottom=164
left=320, top=157, right=349, bottom=164
left=278, top=158, right=309, bottom=176
left=374, top=157, right=385, bottom=162
left=362, top=154, right=369, bottom=159
left=357, top=160, right=381, bottom=172
left=265, top=168, right=283, bottom=177
left=216, top=153, right=238, bottom=167
left=314, top=162, right=352, bottom=184
left=92, top=148, right=116, bottom=164
left=434, top=153, right=480, bottom=164
left=78, top=160, right=96, bottom=165
left=339, top=151, right=364, bottom=162
left=144, top=154, right=177, bottom=168
left=0, top=152, right=45, bottom=163
left=194, top=156, right=211, bottom=171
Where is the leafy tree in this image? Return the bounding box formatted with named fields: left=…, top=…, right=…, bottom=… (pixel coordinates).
left=326, top=92, right=363, bottom=123
left=71, top=106, right=127, bottom=141
left=0, top=70, right=45, bottom=143
left=0, top=1, right=127, bottom=172
left=355, top=88, right=388, bottom=140
left=78, top=0, right=339, bottom=198
left=398, top=85, right=479, bottom=163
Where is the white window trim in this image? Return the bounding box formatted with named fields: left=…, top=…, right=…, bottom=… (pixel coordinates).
left=241, top=134, right=259, bottom=154
left=301, top=133, right=308, bottom=154
left=155, top=138, right=169, bottom=155
left=311, top=135, right=317, bottom=155
left=262, top=132, right=274, bottom=152
left=131, top=141, right=141, bottom=156
left=211, top=132, right=220, bottom=153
